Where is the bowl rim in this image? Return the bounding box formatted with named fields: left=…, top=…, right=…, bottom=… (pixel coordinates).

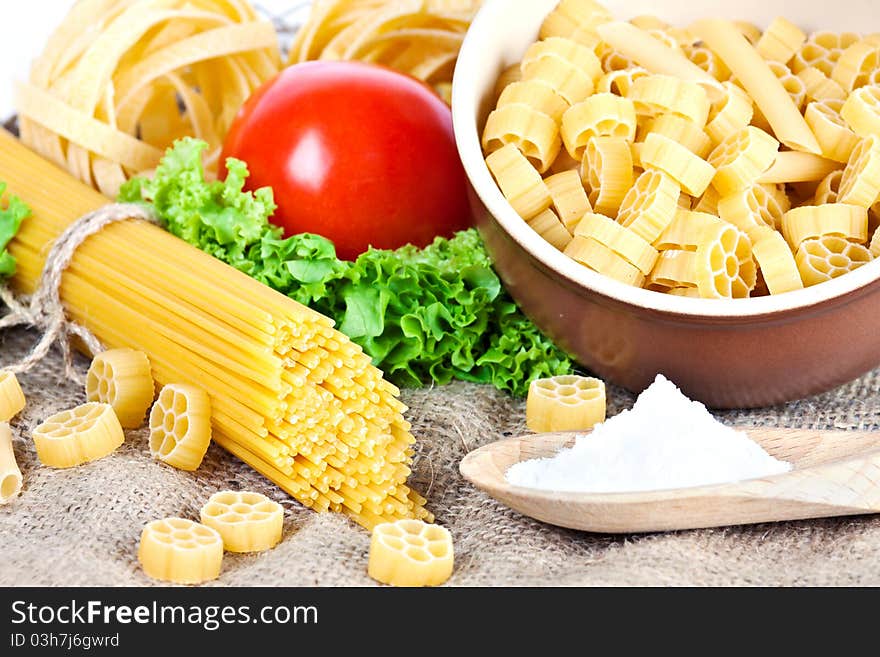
left=451, top=0, right=880, bottom=319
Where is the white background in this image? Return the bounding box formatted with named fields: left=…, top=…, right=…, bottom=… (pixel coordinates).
left=0, top=0, right=309, bottom=118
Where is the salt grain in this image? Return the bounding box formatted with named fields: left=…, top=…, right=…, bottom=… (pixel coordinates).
left=506, top=374, right=791, bottom=493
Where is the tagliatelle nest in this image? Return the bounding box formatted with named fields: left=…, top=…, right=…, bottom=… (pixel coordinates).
left=288, top=0, right=482, bottom=103
left=16, top=0, right=281, bottom=196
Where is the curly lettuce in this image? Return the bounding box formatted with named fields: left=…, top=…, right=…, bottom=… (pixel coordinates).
left=0, top=182, right=31, bottom=278
left=120, top=138, right=572, bottom=396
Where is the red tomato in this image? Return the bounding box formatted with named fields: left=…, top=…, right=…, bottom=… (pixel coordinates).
left=220, top=61, right=473, bottom=261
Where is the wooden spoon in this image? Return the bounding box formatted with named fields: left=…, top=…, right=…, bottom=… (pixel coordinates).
left=459, top=428, right=880, bottom=533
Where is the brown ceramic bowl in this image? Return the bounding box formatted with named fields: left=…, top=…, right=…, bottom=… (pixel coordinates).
left=451, top=0, right=880, bottom=408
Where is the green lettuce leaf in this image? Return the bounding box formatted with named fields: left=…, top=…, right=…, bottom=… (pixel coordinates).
left=0, top=182, right=31, bottom=279
left=120, top=138, right=573, bottom=396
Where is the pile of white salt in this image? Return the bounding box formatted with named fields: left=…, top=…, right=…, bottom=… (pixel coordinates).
left=506, top=374, right=791, bottom=493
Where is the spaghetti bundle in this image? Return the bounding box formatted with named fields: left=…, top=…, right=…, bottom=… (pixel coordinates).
left=16, top=0, right=280, bottom=197
left=1, top=130, right=428, bottom=530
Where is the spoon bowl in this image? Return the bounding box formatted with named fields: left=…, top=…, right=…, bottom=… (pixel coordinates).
left=459, top=428, right=880, bottom=533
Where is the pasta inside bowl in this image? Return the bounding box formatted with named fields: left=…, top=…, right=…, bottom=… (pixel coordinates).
left=452, top=0, right=880, bottom=318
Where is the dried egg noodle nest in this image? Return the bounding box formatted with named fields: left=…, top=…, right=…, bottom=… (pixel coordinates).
left=288, top=0, right=482, bottom=103
left=16, top=0, right=281, bottom=197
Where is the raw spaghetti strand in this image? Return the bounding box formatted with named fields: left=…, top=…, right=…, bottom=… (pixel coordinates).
left=0, top=204, right=158, bottom=383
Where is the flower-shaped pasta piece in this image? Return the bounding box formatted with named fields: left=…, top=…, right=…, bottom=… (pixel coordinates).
left=86, top=348, right=154, bottom=429
left=522, top=37, right=602, bottom=83
left=647, top=249, right=699, bottom=290
left=540, top=1, right=614, bottom=46
left=870, top=224, right=880, bottom=257
left=791, top=31, right=861, bottom=77
left=642, top=113, right=712, bottom=158
left=653, top=209, right=722, bottom=251
left=734, top=21, right=762, bottom=45
left=628, top=74, right=711, bottom=127
left=0, top=371, right=25, bottom=423
left=527, top=208, right=573, bottom=251
left=575, top=212, right=658, bottom=273
left=693, top=185, right=721, bottom=214
left=708, top=126, right=779, bottom=197
left=705, top=82, right=753, bottom=144
left=482, top=103, right=561, bottom=174
left=149, top=383, right=212, bottom=471
left=814, top=170, right=844, bottom=204
left=485, top=143, right=553, bottom=220
left=781, top=203, right=867, bottom=250
left=805, top=99, right=860, bottom=163
left=641, top=132, right=715, bottom=196
left=838, top=135, right=880, bottom=208
left=666, top=285, right=701, bottom=297
left=797, top=67, right=847, bottom=103
left=751, top=227, right=804, bottom=295
left=581, top=135, right=633, bottom=215
left=841, top=86, right=880, bottom=138
left=683, top=45, right=730, bottom=81
left=138, top=517, right=223, bottom=584
left=617, top=169, right=680, bottom=242
left=368, top=519, right=453, bottom=587
left=694, top=222, right=757, bottom=298
left=33, top=402, right=124, bottom=468
left=200, top=490, right=284, bottom=553
left=596, top=67, right=650, bottom=96
left=755, top=17, right=806, bottom=64
left=717, top=183, right=791, bottom=240
left=521, top=38, right=600, bottom=107
left=526, top=374, right=606, bottom=433
left=493, top=64, right=521, bottom=101
left=521, top=55, right=595, bottom=107
left=545, top=169, right=591, bottom=231
left=564, top=235, right=645, bottom=286
left=832, top=40, right=880, bottom=91
left=562, top=94, right=637, bottom=160
left=497, top=79, right=570, bottom=122
left=796, top=235, right=873, bottom=286
left=601, top=50, right=637, bottom=73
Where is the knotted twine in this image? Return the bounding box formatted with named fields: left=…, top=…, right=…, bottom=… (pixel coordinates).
left=0, top=203, right=159, bottom=383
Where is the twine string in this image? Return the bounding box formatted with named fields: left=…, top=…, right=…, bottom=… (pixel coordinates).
left=0, top=203, right=159, bottom=383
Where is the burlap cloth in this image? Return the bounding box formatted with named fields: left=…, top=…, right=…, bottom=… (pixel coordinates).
left=2, top=326, right=879, bottom=587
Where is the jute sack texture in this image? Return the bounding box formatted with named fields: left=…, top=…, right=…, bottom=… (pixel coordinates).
left=2, top=327, right=879, bottom=586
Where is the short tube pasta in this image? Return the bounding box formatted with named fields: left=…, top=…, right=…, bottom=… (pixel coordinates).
left=595, top=21, right=720, bottom=93
left=0, top=423, right=22, bottom=504
left=758, top=151, right=842, bottom=184
left=691, top=19, right=821, bottom=154
left=0, top=372, right=26, bottom=423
